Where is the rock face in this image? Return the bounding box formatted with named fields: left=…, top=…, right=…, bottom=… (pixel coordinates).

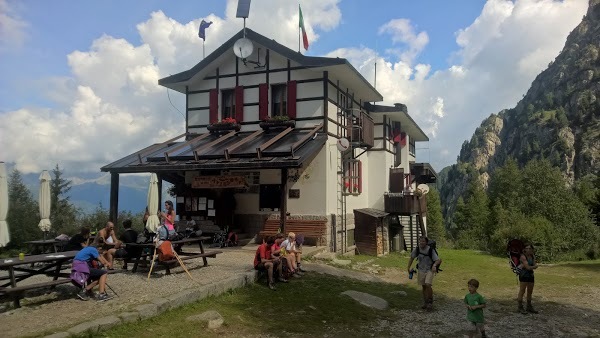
left=441, top=0, right=600, bottom=219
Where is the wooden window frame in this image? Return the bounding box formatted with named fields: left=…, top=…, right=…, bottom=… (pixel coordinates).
left=221, top=88, right=236, bottom=119
left=271, top=84, right=287, bottom=117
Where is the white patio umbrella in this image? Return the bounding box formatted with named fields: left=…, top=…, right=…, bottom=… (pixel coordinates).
left=146, top=173, right=160, bottom=233
left=38, top=170, right=52, bottom=233
left=0, top=162, right=10, bottom=247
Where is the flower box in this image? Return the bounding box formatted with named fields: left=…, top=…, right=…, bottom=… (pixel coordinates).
left=259, top=118, right=296, bottom=131
left=207, top=118, right=241, bottom=134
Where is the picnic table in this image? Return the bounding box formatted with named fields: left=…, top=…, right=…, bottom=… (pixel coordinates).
left=25, top=239, right=68, bottom=254
left=125, top=236, right=222, bottom=275
left=0, top=251, right=79, bottom=308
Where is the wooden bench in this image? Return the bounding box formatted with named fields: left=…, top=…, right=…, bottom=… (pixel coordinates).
left=0, top=279, right=72, bottom=307
left=258, top=219, right=327, bottom=245
left=158, top=251, right=223, bottom=275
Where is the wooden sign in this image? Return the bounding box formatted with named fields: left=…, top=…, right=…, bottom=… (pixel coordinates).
left=289, top=189, right=300, bottom=198
left=192, top=175, right=247, bottom=189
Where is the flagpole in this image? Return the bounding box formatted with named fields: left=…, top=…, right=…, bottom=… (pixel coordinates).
left=298, top=4, right=301, bottom=53
left=203, top=40, right=205, bottom=59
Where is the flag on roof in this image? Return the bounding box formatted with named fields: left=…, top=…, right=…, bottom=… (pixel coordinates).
left=299, top=5, right=309, bottom=50
left=198, top=20, right=213, bottom=40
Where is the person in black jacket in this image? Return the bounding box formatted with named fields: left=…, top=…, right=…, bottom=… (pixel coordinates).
left=116, top=219, right=141, bottom=269
left=63, top=227, right=91, bottom=251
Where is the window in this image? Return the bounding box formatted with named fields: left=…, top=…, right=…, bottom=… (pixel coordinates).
left=271, top=84, right=287, bottom=116
left=409, top=139, right=416, bottom=156
left=221, top=89, right=235, bottom=119
left=259, top=184, right=281, bottom=210
left=343, top=158, right=362, bottom=195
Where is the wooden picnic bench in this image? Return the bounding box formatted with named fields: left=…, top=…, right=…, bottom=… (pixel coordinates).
left=125, top=236, right=222, bottom=275
left=258, top=219, right=327, bottom=245
left=0, top=251, right=78, bottom=308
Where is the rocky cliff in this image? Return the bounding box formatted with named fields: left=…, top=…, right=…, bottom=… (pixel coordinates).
left=441, top=0, right=600, bottom=219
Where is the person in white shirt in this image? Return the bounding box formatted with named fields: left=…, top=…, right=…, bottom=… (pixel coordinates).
left=280, top=232, right=306, bottom=276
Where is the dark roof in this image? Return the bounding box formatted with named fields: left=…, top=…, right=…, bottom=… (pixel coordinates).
left=158, top=28, right=382, bottom=101
left=354, top=208, right=389, bottom=218
left=364, top=102, right=429, bottom=142
left=101, top=128, right=326, bottom=174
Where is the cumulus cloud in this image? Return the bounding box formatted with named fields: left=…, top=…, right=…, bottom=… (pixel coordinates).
left=328, top=0, right=587, bottom=168
left=0, top=0, right=28, bottom=51
left=0, top=0, right=589, bottom=174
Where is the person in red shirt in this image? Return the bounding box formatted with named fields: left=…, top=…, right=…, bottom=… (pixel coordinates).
left=254, top=236, right=285, bottom=290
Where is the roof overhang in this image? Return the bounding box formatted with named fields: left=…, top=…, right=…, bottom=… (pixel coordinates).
left=101, top=126, right=326, bottom=174
left=364, top=102, right=429, bottom=142
left=158, top=28, right=383, bottom=102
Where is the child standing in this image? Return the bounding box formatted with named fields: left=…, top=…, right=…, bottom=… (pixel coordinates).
left=464, top=279, right=487, bottom=338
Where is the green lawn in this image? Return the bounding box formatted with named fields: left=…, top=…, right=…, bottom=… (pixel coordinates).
left=90, top=250, right=600, bottom=338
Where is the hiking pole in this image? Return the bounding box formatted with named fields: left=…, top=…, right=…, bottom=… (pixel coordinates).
left=173, top=251, right=194, bottom=280
left=105, top=282, right=119, bottom=297
left=147, top=245, right=158, bottom=280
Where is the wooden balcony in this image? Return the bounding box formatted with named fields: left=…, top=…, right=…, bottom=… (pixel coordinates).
left=347, top=110, right=374, bottom=148
left=384, top=193, right=426, bottom=215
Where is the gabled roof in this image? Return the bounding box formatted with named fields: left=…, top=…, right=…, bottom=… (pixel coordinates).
left=159, top=28, right=383, bottom=102
left=364, top=102, right=429, bottom=142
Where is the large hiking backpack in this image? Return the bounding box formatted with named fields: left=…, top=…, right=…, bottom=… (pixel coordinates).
left=417, top=239, right=442, bottom=272
left=70, top=260, right=90, bottom=288
left=507, top=238, right=525, bottom=276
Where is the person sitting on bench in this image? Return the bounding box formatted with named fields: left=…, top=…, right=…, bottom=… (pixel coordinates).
left=280, top=232, right=305, bottom=276
left=116, top=219, right=141, bottom=269
left=93, top=221, right=122, bottom=269
left=254, top=236, right=286, bottom=290
left=63, top=226, right=91, bottom=251
left=73, top=239, right=112, bottom=301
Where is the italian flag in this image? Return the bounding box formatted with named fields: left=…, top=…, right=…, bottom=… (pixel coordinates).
left=299, top=5, right=309, bottom=50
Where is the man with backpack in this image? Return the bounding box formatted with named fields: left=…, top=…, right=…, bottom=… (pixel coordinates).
left=407, top=236, right=442, bottom=311
left=71, top=239, right=113, bottom=301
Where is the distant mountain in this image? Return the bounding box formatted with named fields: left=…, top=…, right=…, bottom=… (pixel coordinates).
left=4, top=163, right=171, bottom=214
left=440, top=0, right=600, bottom=220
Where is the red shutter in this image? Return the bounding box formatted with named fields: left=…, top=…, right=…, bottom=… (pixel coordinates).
left=209, top=89, right=218, bottom=123
left=259, top=83, right=269, bottom=120
left=235, top=85, right=244, bottom=122
left=287, top=80, right=297, bottom=119
left=358, top=161, right=362, bottom=194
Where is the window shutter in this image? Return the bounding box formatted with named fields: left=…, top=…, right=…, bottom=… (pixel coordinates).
left=287, top=80, right=297, bottom=119
left=209, top=89, right=218, bottom=123
left=235, top=85, right=244, bottom=122
left=358, top=161, right=362, bottom=194
left=259, top=83, right=269, bottom=120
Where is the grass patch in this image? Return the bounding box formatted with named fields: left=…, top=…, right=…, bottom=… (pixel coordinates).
left=90, top=250, right=600, bottom=338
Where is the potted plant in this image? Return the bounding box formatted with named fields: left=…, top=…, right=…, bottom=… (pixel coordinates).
left=259, top=115, right=296, bottom=131
left=207, top=117, right=241, bottom=133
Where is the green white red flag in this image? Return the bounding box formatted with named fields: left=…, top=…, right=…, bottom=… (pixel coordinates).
left=299, top=5, right=309, bottom=50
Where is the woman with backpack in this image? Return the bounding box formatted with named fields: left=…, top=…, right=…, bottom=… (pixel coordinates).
left=517, top=243, right=539, bottom=314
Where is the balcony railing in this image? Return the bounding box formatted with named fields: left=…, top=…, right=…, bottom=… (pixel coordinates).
left=346, top=110, right=374, bottom=148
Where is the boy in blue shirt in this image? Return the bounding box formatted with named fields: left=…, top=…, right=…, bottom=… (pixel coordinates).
left=464, top=279, right=487, bottom=338
left=72, top=240, right=112, bottom=301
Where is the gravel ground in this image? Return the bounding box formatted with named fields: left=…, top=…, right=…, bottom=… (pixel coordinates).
left=0, top=245, right=260, bottom=338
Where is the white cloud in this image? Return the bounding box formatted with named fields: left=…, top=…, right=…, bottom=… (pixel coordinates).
left=0, top=0, right=28, bottom=51
left=0, top=0, right=589, bottom=174
left=328, top=0, right=587, bottom=169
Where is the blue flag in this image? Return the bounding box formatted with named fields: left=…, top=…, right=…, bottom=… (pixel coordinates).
left=198, top=20, right=213, bottom=40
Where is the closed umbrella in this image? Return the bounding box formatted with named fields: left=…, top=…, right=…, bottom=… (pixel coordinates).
left=38, top=170, right=52, bottom=233
left=146, top=173, right=160, bottom=233
left=0, top=162, right=9, bottom=247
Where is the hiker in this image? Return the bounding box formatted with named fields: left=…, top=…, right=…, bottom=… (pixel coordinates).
left=280, top=232, right=305, bottom=276
left=63, top=226, right=91, bottom=251
left=254, top=236, right=286, bottom=290
left=407, top=236, right=441, bottom=311
left=517, top=243, right=539, bottom=314
left=93, top=221, right=121, bottom=269
left=464, top=279, right=487, bottom=338
left=117, top=219, right=141, bottom=269
left=72, top=239, right=112, bottom=301
left=270, top=234, right=289, bottom=281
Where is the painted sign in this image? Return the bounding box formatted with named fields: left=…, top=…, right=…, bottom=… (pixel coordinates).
left=192, top=175, right=247, bottom=189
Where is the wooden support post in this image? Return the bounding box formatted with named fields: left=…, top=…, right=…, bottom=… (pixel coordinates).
left=109, top=172, right=119, bottom=222
left=157, top=174, right=163, bottom=210
left=280, top=168, right=288, bottom=234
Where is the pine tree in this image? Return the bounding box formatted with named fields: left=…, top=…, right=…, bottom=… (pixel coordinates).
left=6, top=169, right=42, bottom=248
left=425, top=187, right=446, bottom=243
left=49, top=164, right=80, bottom=235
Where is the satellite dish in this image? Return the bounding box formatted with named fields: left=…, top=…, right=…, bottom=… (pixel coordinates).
left=336, top=138, right=350, bottom=152
left=233, top=38, right=254, bottom=59
left=417, top=184, right=430, bottom=195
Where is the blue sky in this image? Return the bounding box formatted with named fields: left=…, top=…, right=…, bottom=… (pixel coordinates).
left=0, top=0, right=589, bottom=174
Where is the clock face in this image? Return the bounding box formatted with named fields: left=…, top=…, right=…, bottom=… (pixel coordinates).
left=233, top=38, right=254, bottom=59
